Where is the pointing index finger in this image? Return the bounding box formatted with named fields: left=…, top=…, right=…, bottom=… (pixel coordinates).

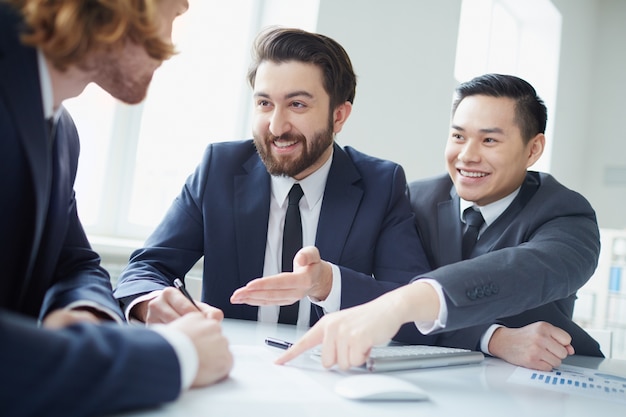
left=275, top=325, right=324, bottom=365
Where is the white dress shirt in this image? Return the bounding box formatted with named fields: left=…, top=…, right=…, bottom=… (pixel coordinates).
left=258, top=149, right=342, bottom=327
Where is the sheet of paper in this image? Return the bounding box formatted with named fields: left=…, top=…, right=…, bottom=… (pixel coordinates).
left=507, top=364, right=626, bottom=404
left=167, top=345, right=347, bottom=415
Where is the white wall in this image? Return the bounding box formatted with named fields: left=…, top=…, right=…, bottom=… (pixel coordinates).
left=316, top=0, right=462, bottom=182
left=316, top=0, right=626, bottom=229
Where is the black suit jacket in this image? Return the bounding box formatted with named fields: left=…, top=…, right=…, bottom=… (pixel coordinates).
left=0, top=5, right=182, bottom=416
left=408, top=172, right=603, bottom=356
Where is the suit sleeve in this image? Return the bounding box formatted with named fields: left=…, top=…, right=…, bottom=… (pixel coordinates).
left=40, top=109, right=124, bottom=321
left=0, top=310, right=181, bottom=417
left=337, top=164, right=431, bottom=309
left=426, top=190, right=600, bottom=332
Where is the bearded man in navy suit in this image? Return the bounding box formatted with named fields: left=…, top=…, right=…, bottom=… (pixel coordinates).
left=114, top=27, right=433, bottom=340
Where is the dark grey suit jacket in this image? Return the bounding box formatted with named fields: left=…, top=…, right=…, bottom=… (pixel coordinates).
left=408, top=172, right=603, bottom=356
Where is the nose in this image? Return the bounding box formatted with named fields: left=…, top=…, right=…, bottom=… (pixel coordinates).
left=457, top=140, right=480, bottom=163
left=268, top=108, right=291, bottom=137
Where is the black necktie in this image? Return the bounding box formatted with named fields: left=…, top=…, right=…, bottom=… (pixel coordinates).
left=278, top=184, right=304, bottom=325
left=462, top=207, right=484, bottom=259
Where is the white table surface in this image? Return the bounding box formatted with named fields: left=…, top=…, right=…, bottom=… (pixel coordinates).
left=112, top=318, right=626, bottom=417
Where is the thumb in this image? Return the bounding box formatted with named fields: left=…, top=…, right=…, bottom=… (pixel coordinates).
left=293, top=246, right=321, bottom=269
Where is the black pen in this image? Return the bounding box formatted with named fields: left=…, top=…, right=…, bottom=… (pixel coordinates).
left=173, top=278, right=201, bottom=311
left=265, top=337, right=293, bottom=350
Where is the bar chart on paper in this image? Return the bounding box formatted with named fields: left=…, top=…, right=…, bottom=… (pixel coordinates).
left=508, top=364, right=626, bottom=404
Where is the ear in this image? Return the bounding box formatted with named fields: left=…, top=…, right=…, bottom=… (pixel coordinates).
left=525, top=133, right=545, bottom=168
left=332, top=101, right=353, bottom=134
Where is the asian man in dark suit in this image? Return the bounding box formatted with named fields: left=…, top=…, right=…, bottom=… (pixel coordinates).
left=0, top=1, right=232, bottom=416
left=113, top=27, right=433, bottom=342
left=278, top=74, right=602, bottom=372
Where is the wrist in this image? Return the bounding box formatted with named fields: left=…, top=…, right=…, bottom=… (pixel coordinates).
left=397, top=281, right=440, bottom=323
left=309, top=261, right=333, bottom=301
left=487, top=326, right=506, bottom=357
left=130, top=301, right=149, bottom=322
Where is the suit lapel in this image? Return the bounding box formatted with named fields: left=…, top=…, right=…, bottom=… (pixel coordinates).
left=234, top=153, right=271, bottom=287
left=468, top=173, right=540, bottom=256
left=315, top=144, right=363, bottom=263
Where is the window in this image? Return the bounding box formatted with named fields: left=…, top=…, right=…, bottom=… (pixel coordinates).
left=454, top=0, right=562, bottom=172
left=65, top=0, right=320, bottom=243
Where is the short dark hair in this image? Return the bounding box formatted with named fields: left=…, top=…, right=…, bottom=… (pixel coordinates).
left=247, top=26, right=357, bottom=111
left=452, top=74, right=547, bottom=143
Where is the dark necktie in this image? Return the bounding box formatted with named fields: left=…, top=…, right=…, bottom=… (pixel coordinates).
left=278, top=184, right=304, bottom=325
left=462, top=207, right=484, bottom=259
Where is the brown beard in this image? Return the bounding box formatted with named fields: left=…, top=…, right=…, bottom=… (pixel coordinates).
left=254, top=122, right=334, bottom=178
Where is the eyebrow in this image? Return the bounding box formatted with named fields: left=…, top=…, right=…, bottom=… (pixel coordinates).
left=451, top=124, right=505, bottom=134
left=254, top=91, right=315, bottom=100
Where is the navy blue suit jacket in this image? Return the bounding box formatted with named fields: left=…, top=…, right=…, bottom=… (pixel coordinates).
left=408, top=172, right=603, bottom=356
left=1, top=5, right=181, bottom=415
left=115, top=141, right=428, bottom=317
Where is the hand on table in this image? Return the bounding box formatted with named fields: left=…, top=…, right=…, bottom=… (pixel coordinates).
left=133, top=287, right=224, bottom=324
left=230, top=246, right=333, bottom=306
left=489, top=321, right=575, bottom=371
left=168, top=312, right=233, bottom=387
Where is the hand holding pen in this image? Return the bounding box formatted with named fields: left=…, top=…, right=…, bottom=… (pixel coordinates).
left=132, top=279, right=224, bottom=323
left=172, top=278, right=224, bottom=321
left=174, top=278, right=201, bottom=311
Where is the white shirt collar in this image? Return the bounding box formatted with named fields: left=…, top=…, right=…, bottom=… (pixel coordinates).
left=271, top=147, right=334, bottom=211
left=37, top=49, right=56, bottom=121
left=459, top=187, right=521, bottom=227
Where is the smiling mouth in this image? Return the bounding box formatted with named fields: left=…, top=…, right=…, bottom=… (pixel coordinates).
left=274, top=140, right=297, bottom=148
left=459, top=169, right=488, bottom=178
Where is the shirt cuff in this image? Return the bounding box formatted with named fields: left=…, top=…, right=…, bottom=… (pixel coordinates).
left=65, top=300, right=124, bottom=324
left=125, top=290, right=164, bottom=322
left=481, top=324, right=504, bottom=355
left=411, top=278, right=447, bottom=334
left=308, top=263, right=341, bottom=313
left=150, top=324, right=198, bottom=392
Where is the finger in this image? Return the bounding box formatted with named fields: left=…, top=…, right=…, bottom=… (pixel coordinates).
left=275, top=325, right=325, bottom=365
left=147, top=292, right=186, bottom=323
left=199, top=303, right=224, bottom=320
left=348, top=344, right=370, bottom=370
left=334, top=333, right=350, bottom=370
left=540, top=352, right=563, bottom=370
left=545, top=332, right=573, bottom=360
left=293, top=246, right=320, bottom=269
left=242, top=274, right=302, bottom=291
left=549, top=326, right=572, bottom=347
left=167, top=290, right=203, bottom=316
left=231, top=289, right=300, bottom=306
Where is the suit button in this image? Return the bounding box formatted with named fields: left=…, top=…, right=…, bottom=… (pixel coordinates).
left=490, top=283, right=499, bottom=294
left=466, top=289, right=477, bottom=300
left=483, top=284, right=492, bottom=297
left=475, top=287, right=484, bottom=298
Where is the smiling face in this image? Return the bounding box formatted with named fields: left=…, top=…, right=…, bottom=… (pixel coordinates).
left=252, top=60, right=351, bottom=180
left=445, top=95, right=545, bottom=206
